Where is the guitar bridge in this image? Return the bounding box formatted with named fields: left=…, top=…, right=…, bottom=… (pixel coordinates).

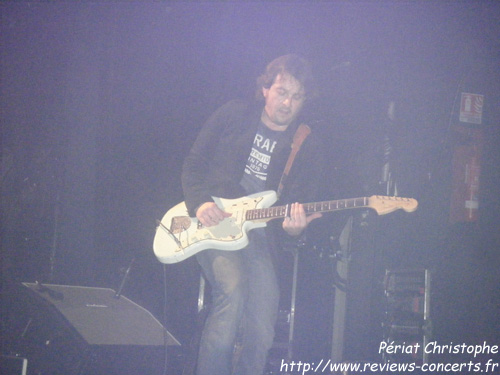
left=170, top=216, right=192, bottom=234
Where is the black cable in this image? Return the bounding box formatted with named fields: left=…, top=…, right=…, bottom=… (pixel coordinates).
left=162, top=263, right=169, bottom=375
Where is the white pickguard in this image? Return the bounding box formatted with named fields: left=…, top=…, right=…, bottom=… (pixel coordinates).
left=153, top=191, right=278, bottom=264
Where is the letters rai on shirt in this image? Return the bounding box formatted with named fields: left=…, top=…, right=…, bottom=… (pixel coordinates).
left=244, top=129, right=281, bottom=182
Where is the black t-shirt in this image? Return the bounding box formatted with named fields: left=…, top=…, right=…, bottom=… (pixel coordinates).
left=240, top=122, right=287, bottom=195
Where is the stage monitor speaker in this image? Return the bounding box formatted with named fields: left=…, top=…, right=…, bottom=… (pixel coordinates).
left=2, top=282, right=180, bottom=375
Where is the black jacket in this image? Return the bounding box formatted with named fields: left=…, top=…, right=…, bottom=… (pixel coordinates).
left=181, top=99, right=324, bottom=218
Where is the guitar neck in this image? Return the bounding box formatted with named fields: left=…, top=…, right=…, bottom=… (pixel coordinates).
left=246, top=197, right=369, bottom=222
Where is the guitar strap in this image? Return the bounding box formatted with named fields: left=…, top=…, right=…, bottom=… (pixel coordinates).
left=276, top=123, right=311, bottom=199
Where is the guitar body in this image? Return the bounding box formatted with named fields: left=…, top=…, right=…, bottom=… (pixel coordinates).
left=153, top=191, right=278, bottom=264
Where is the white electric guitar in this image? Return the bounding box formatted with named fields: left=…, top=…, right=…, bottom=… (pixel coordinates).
left=153, top=190, right=418, bottom=264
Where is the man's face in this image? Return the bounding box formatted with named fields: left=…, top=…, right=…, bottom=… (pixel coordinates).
left=262, top=73, right=306, bottom=130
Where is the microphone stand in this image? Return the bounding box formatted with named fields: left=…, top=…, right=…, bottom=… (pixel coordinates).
left=380, top=101, right=398, bottom=197
left=114, top=257, right=135, bottom=299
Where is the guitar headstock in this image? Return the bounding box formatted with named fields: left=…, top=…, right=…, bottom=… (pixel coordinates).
left=368, top=195, right=418, bottom=215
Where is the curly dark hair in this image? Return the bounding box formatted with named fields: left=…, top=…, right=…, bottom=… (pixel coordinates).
left=255, top=54, right=317, bottom=101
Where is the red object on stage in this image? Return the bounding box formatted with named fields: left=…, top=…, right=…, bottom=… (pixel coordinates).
left=449, top=125, right=483, bottom=223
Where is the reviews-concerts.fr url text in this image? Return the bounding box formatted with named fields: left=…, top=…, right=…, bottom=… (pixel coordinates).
left=279, top=358, right=499, bottom=374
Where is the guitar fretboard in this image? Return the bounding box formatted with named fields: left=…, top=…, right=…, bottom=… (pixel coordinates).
left=245, top=197, right=369, bottom=221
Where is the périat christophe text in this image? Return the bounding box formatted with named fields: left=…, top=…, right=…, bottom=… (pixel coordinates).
left=379, top=341, right=498, bottom=358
